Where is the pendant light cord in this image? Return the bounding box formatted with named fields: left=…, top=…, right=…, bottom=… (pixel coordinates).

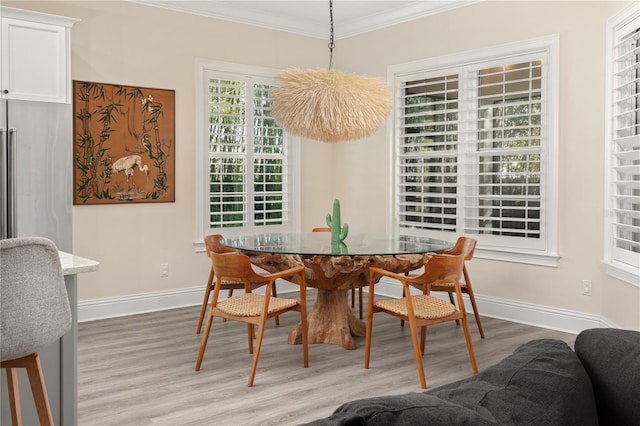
left=328, top=0, right=334, bottom=70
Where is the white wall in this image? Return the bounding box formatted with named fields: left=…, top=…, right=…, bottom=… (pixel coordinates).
left=7, top=1, right=638, bottom=331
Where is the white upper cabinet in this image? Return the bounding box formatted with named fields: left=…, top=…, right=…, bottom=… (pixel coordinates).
left=0, top=7, right=78, bottom=103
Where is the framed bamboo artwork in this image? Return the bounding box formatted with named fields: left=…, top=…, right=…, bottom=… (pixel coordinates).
left=72, top=81, right=175, bottom=204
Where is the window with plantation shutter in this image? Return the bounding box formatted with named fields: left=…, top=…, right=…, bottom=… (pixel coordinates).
left=207, top=78, right=248, bottom=228
left=398, top=74, right=459, bottom=232
left=391, top=36, right=558, bottom=265
left=605, top=3, right=640, bottom=284
left=463, top=60, right=543, bottom=242
left=195, top=61, right=299, bottom=243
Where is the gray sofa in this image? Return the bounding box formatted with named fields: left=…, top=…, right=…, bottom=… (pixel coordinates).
left=303, top=328, right=639, bottom=426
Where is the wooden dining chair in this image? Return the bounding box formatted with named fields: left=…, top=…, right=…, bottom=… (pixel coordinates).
left=400, top=236, right=484, bottom=338
left=433, top=236, right=484, bottom=338
left=196, top=234, right=272, bottom=334
left=195, top=252, right=309, bottom=387
left=365, top=254, right=478, bottom=389
left=312, top=227, right=364, bottom=319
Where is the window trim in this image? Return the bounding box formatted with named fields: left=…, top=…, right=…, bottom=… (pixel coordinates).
left=604, top=3, right=640, bottom=286
left=194, top=59, right=301, bottom=251
left=387, top=35, right=560, bottom=266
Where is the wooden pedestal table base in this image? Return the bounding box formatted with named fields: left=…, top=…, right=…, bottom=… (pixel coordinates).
left=288, top=288, right=365, bottom=350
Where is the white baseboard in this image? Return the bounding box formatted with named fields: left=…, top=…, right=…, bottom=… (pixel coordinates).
left=78, top=287, right=202, bottom=322
left=471, top=294, right=605, bottom=334
left=78, top=280, right=615, bottom=333
left=362, top=279, right=611, bottom=334
left=77, top=281, right=300, bottom=323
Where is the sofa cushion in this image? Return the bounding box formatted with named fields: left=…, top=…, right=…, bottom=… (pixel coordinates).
left=574, top=328, right=640, bottom=426
left=302, top=339, right=598, bottom=426
left=427, top=339, right=598, bottom=425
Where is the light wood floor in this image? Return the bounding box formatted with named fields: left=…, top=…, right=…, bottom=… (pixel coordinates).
left=78, top=290, right=576, bottom=426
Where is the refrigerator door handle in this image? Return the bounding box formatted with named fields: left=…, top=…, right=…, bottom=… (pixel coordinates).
left=0, top=127, right=6, bottom=239
left=7, top=127, right=17, bottom=238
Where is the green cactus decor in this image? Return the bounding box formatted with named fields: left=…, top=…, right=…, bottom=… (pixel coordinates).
left=326, top=199, right=349, bottom=242
left=331, top=241, right=348, bottom=254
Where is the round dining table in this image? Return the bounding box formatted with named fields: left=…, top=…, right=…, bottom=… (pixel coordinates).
left=223, top=232, right=451, bottom=350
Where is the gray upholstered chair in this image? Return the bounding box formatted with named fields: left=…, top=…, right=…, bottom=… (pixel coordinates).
left=1, top=237, right=71, bottom=426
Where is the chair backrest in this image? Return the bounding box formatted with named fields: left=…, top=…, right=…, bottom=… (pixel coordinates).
left=442, top=237, right=477, bottom=261
left=311, top=227, right=331, bottom=232
left=419, top=254, right=465, bottom=287
left=209, top=251, right=264, bottom=284
left=1, top=237, right=72, bottom=362
left=204, top=234, right=235, bottom=257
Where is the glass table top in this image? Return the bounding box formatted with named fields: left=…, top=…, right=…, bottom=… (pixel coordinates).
left=222, top=232, right=452, bottom=256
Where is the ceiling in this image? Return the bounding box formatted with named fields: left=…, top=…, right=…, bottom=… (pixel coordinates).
left=131, top=0, right=477, bottom=39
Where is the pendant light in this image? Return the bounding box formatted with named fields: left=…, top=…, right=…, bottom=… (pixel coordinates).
left=270, top=0, right=391, bottom=143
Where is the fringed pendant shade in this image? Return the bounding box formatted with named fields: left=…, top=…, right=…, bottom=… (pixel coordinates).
left=271, top=68, right=390, bottom=143
left=270, top=1, right=390, bottom=143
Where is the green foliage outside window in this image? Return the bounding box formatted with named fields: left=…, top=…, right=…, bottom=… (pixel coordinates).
left=207, top=78, right=286, bottom=228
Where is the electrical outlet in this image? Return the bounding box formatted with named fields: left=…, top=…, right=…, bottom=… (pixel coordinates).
left=582, top=279, right=592, bottom=296
left=160, top=263, right=169, bottom=278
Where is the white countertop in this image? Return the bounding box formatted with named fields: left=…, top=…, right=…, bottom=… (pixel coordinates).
left=59, top=251, right=100, bottom=275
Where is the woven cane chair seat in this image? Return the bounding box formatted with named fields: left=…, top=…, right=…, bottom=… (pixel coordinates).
left=428, top=280, right=467, bottom=289
left=218, top=277, right=262, bottom=287
left=218, top=293, right=298, bottom=317
left=375, top=295, right=456, bottom=320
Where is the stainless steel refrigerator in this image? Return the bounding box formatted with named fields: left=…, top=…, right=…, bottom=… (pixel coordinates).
left=1, top=97, right=76, bottom=425
left=1, top=98, right=72, bottom=246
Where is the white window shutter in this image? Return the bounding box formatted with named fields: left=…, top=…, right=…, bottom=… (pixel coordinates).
left=607, top=6, right=640, bottom=278
left=461, top=59, right=545, bottom=248
left=398, top=73, right=459, bottom=232
left=252, top=82, right=288, bottom=227
left=207, top=77, right=249, bottom=229
left=206, top=75, right=289, bottom=231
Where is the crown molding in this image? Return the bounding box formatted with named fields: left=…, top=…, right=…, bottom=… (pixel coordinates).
left=130, top=1, right=479, bottom=40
